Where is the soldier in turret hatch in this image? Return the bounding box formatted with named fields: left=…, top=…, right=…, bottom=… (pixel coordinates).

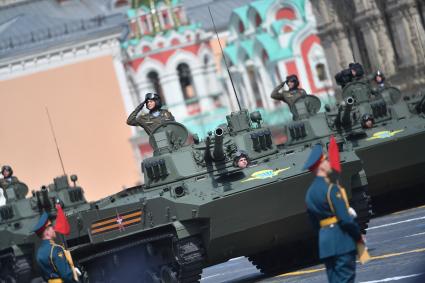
left=361, top=114, right=374, bottom=129
left=233, top=151, right=250, bottom=169
left=348, top=62, right=365, bottom=81
left=0, top=165, right=28, bottom=199
left=127, top=93, right=175, bottom=135
left=271, top=74, right=307, bottom=120
left=371, top=70, right=386, bottom=99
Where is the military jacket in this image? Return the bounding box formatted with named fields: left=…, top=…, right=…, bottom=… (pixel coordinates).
left=271, top=86, right=307, bottom=120
left=36, top=240, right=76, bottom=283
left=0, top=176, right=18, bottom=189
left=305, top=176, right=361, bottom=259
left=0, top=177, right=28, bottom=200
left=127, top=106, right=175, bottom=136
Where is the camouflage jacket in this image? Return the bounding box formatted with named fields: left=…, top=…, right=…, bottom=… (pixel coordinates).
left=127, top=103, right=175, bottom=135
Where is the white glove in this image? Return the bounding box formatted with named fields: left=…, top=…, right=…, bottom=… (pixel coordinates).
left=74, top=267, right=82, bottom=276
left=348, top=207, right=357, bottom=218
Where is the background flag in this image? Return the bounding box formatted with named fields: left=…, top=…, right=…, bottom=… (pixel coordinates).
left=329, top=135, right=341, bottom=173
left=54, top=203, right=70, bottom=236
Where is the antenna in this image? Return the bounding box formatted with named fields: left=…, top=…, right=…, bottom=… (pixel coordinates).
left=45, top=107, right=66, bottom=176
left=208, top=6, right=242, bottom=111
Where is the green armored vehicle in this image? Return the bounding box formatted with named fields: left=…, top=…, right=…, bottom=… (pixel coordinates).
left=327, top=82, right=425, bottom=209
left=62, top=110, right=370, bottom=282
left=283, top=79, right=425, bottom=213
left=0, top=175, right=89, bottom=282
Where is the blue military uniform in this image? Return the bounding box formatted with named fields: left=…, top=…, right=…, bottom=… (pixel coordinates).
left=33, top=212, right=77, bottom=283
left=304, top=145, right=361, bottom=283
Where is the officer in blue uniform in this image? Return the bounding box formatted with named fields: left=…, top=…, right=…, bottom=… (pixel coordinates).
left=304, top=144, right=361, bottom=283
left=32, top=212, right=78, bottom=283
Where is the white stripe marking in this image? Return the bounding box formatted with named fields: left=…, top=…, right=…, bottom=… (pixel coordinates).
left=367, top=216, right=425, bottom=231
left=359, top=273, right=423, bottom=283
left=404, top=232, right=425, bottom=238
left=229, top=256, right=244, bottom=261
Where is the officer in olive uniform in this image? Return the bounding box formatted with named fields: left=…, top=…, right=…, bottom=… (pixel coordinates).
left=127, top=93, right=175, bottom=135
left=33, top=212, right=79, bottom=283
left=0, top=165, right=28, bottom=200
left=271, top=74, right=307, bottom=121
left=304, top=144, right=362, bottom=283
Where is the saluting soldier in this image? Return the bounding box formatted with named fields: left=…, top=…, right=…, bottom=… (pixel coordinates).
left=304, top=144, right=364, bottom=283
left=127, top=93, right=175, bottom=135
left=271, top=74, right=307, bottom=120
left=33, top=212, right=79, bottom=283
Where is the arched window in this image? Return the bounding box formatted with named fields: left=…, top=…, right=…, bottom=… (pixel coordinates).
left=177, top=63, right=197, bottom=101
left=315, top=63, right=327, bottom=81
left=147, top=71, right=165, bottom=103
left=239, top=21, right=245, bottom=33
left=255, top=13, right=262, bottom=27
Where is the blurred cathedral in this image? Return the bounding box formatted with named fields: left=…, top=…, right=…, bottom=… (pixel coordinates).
left=311, top=0, right=425, bottom=92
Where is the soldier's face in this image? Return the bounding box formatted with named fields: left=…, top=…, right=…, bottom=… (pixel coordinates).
left=351, top=69, right=357, bottom=76
left=2, top=170, right=10, bottom=178
left=288, top=81, right=295, bottom=89
left=364, top=120, right=373, bottom=128
left=146, top=100, right=156, bottom=110
left=238, top=157, right=248, bottom=169
left=376, top=76, right=382, bottom=83
left=319, top=159, right=332, bottom=174
left=43, top=225, right=56, bottom=240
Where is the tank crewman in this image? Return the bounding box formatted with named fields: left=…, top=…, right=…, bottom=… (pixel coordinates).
left=0, top=165, right=28, bottom=200
left=271, top=74, right=307, bottom=120
left=373, top=70, right=385, bottom=88
left=371, top=70, right=386, bottom=98
left=33, top=212, right=79, bottom=283
left=126, top=93, right=175, bottom=135
left=361, top=114, right=374, bottom=129
left=233, top=150, right=250, bottom=169
left=348, top=62, right=365, bottom=81
left=304, top=144, right=362, bottom=283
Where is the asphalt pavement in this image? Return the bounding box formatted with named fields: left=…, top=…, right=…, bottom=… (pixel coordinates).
left=201, top=205, right=425, bottom=283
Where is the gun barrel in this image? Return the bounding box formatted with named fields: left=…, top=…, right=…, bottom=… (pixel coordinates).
left=342, top=97, right=354, bottom=125
left=213, top=128, right=225, bottom=161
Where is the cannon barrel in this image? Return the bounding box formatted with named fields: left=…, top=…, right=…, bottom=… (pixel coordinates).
left=341, top=96, right=354, bottom=126
left=212, top=128, right=225, bottom=161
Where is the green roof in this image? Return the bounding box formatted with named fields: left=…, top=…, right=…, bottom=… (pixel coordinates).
left=224, top=43, right=238, bottom=65
left=127, top=9, right=136, bottom=18
left=249, top=0, right=274, bottom=20
left=255, top=33, right=292, bottom=61
left=240, top=40, right=254, bottom=58
left=232, top=6, right=249, bottom=28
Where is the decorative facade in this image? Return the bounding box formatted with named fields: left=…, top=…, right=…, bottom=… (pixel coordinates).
left=311, top=0, right=425, bottom=92
left=123, top=0, right=227, bottom=160
left=223, top=0, right=334, bottom=124
left=0, top=0, right=142, bottom=200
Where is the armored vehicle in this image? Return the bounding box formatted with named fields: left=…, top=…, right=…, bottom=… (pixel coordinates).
left=63, top=110, right=370, bottom=282
left=283, top=80, right=425, bottom=213
left=0, top=175, right=89, bottom=282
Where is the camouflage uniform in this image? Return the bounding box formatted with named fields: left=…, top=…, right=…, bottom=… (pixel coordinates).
left=127, top=102, right=175, bottom=136
left=271, top=82, right=307, bottom=121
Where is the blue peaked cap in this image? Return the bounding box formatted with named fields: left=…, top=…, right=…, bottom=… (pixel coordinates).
left=32, top=212, right=49, bottom=233
left=303, top=144, right=323, bottom=170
